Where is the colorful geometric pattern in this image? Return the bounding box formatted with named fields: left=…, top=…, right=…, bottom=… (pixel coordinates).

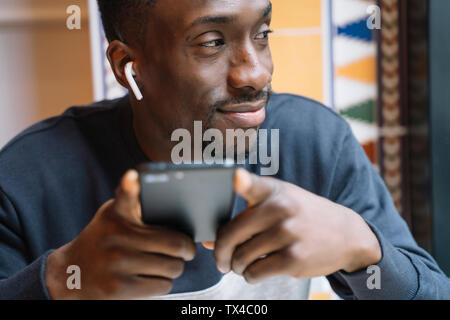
left=332, top=0, right=379, bottom=166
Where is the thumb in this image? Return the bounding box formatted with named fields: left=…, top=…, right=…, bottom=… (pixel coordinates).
left=114, top=169, right=142, bottom=224
left=234, top=168, right=275, bottom=207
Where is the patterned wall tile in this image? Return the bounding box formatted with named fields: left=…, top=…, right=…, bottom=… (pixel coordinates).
left=331, top=0, right=379, bottom=165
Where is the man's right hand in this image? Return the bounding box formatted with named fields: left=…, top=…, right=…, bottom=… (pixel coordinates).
left=45, top=170, right=197, bottom=299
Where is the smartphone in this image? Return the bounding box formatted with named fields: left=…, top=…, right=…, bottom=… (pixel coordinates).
left=137, top=162, right=236, bottom=242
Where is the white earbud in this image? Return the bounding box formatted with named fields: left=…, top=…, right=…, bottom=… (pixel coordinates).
left=125, top=61, right=143, bottom=101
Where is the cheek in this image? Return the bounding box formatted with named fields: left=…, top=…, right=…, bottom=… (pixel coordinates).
left=144, top=48, right=231, bottom=128
left=180, top=66, right=228, bottom=118
left=264, top=47, right=274, bottom=76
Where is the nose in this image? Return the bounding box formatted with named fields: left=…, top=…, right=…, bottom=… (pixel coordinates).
left=227, top=42, right=272, bottom=93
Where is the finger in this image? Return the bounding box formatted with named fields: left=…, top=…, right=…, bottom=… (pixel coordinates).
left=126, top=275, right=173, bottom=298
left=214, top=204, right=286, bottom=273
left=231, top=222, right=297, bottom=275
left=202, top=242, right=215, bottom=250
left=234, top=168, right=277, bottom=207
left=114, top=170, right=142, bottom=224
left=118, top=251, right=185, bottom=279
left=242, top=247, right=295, bottom=285
left=119, top=226, right=197, bottom=261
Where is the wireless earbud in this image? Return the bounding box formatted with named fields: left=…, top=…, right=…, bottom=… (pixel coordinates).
left=125, top=62, right=143, bottom=101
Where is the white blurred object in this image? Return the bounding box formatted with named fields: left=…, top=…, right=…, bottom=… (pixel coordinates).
left=308, top=277, right=340, bottom=300
left=125, top=62, right=143, bottom=101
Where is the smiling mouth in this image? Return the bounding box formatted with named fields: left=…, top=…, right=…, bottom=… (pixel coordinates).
left=217, top=101, right=267, bottom=128
left=217, top=100, right=267, bottom=114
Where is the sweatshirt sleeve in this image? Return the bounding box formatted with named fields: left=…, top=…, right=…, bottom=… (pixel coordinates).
left=0, top=188, right=52, bottom=300
left=326, top=124, right=450, bottom=300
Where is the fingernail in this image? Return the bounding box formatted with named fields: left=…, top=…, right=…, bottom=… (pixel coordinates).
left=234, top=169, right=252, bottom=194
left=127, top=170, right=138, bottom=181
left=217, top=264, right=229, bottom=274
left=124, top=170, right=139, bottom=194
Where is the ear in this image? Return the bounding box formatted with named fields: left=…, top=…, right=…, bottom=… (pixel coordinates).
left=105, top=40, right=138, bottom=90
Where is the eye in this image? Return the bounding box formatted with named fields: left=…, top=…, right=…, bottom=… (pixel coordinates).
left=255, top=29, right=273, bottom=40
left=200, top=39, right=225, bottom=48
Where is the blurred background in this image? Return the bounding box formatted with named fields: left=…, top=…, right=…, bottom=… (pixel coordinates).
left=0, top=0, right=449, bottom=298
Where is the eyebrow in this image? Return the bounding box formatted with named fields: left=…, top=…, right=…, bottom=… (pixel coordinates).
left=263, top=2, right=273, bottom=17
left=189, top=2, right=272, bottom=28
left=191, top=15, right=237, bottom=27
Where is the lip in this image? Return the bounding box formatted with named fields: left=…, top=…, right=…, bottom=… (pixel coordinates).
left=217, top=102, right=267, bottom=128
left=218, top=101, right=266, bottom=113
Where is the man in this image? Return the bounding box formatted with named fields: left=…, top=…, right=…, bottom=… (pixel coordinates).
left=0, top=0, right=448, bottom=300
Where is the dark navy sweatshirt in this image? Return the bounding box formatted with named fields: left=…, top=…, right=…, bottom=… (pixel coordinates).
left=0, top=93, right=449, bottom=299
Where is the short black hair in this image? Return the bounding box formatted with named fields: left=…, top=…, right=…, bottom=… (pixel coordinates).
left=97, top=0, right=156, bottom=44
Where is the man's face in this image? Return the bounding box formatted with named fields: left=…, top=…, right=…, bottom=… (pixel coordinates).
left=136, top=0, right=273, bottom=145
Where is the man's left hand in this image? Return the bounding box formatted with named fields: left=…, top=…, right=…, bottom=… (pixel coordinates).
left=204, top=168, right=382, bottom=284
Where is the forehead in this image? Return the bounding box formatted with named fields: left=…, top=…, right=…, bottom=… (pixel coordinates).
left=151, top=0, right=271, bottom=31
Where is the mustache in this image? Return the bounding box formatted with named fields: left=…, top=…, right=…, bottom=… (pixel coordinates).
left=210, top=88, right=272, bottom=112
